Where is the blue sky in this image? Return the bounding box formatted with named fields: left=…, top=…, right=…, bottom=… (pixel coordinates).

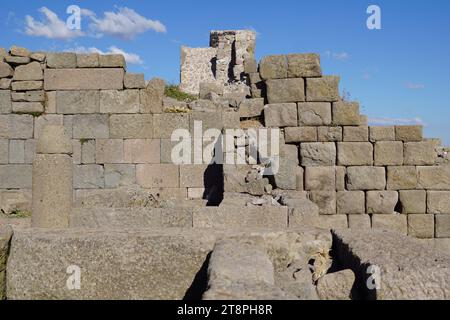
left=1, top=0, right=449, bottom=144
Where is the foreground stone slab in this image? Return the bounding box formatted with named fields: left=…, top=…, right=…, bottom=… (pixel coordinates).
left=332, top=228, right=450, bottom=300
left=44, top=69, right=124, bottom=90
left=0, top=226, right=13, bottom=300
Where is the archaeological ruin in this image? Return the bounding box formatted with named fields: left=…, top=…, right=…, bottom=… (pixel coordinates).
left=0, top=30, right=450, bottom=300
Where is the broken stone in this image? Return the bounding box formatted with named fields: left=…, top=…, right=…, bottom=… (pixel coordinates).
left=316, top=269, right=355, bottom=300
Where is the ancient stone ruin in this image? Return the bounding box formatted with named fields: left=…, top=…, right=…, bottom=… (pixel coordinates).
left=1, top=30, right=450, bottom=300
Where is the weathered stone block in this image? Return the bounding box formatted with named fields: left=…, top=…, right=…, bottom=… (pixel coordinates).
left=306, top=76, right=340, bottom=102
left=10, top=46, right=30, bottom=57
left=110, top=114, right=153, bottom=139
left=124, top=139, right=160, bottom=164
left=372, top=214, right=407, bottom=235
left=0, top=79, right=12, bottom=90
left=100, top=90, right=140, bottom=113
left=387, top=166, right=418, bottom=190
left=199, top=82, right=223, bottom=99
left=297, top=102, right=331, bottom=126
left=24, top=139, right=36, bottom=164
left=427, top=191, right=450, bottom=214
left=309, top=191, right=337, bottom=215
left=44, top=69, right=124, bottom=90
left=436, top=215, right=450, bottom=238
left=0, top=62, right=14, bottom=78
left=153, top=113, right=189, bottom=138
left=104, top=164, right=136, bottom=188
left=140, top=78, right=165, bottom=114
left=0, top=114, right=33, bottom=139
left=0, top=190, right=32, bottom=215
left=11, top=81, right=43, bottom=91
left=318, top=126, right=342, bottom=142
left=5, top=56, right=30, bottom=65
left=239, top=98, right=264, bottom=118
left=395, top=125, right=423, bottom=142
left=264, top=103, right=297, bottom=127
left=188, top=188, right=205, bottom=199
left=0, top=165, right=32, bottom=188
left=335, top=166, right=346, bottom=191
left=73, top=115, right=109, bottom=139
left=180, top=164, right=209, bottom=188
left=73, top=164, right=105, bottom=189
left=369, top=126, right=395, bottom=142
left=136, top=164, right=179, bottom=188
left=12, top=61, right=43, bottom=81
left=300, top=142, right=335, bottom=166
left=99, top=54, right=125, bottom=68
left=366, top=191, right=398, bottom=214
left=285, top=127, right=317, bottom=143
left=346, top=166, right=386, bottom=190
left=337, top=142, right=373, bottom=166
left=36, top=125, right=72, bottom=155
left=72, top=140, right=81, bottom=164
left=408, top=215, right=434, bottom=239
left=95, top=139, right=124, bottom=164
left=124, top=73, right=145, bottom=89
left=399, top=190, right=426, bottom=214
left=81, top=139, right=95, bottom=164
left=287, top=53, right=322, bottom=78
left=12, top=102, right=44, bottom=113
left=332, top=101, right=360, bottom=125
left=374, top=141, right=403, bottom=166
left=46, top=53, right=77, bottom=68
left=266, top=78, right=305, bottom=104
left=76, top=53, right=99, bottom=68
left=56, top=91, right=100, bottom=114
left=222, top=111, right=240, bottom=129
left=348, top=215, right=371, bottom=229
left=0, top=139, right=7, bottom=164
left=12, top=91, right=45, bottom=103
left=404, top=142, right=436, bottom=165
left=343, top=126, right=368, bottom=142
left=189, top=111, right=223, bottom=134
left=337, top=191, right=365, bottom=214
left=9, top=140, right=24, bottom=163
left=259, top=55, right=287, bottom=80
left=0, top=90, right=11, bottom=114
left=30, top=52, right=46, bottom=62
left=305, top=166, right=335, bottom=190
left=417, top=166, right=450, bottom=190
left=273, top=158, right=298, bottom=190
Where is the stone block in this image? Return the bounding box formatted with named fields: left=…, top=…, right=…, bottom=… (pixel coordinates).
left=300, top=142, right=335, bottom=166
left=110, top=114, right=153, bottom=139
left=408, top=214, right=434, bottom=239
left=12, top=61, right=43, bottom=81
left=335, top=166, right=346, bottom=191
left=259, top=55, right=287, bottom=80
left=45, top=91, right=56, bottom=113
left=264, top=103, right=297, bottom=127
left=189, top=111, right=223, bottom=134
left=337, top=142, right=373, bottom=166
left=305, top=166, right=335, bottom=190
left=244, top=57, right=257, bottom=74
left=337, top=191, right=365, bottom=214
left=76, top=53, right=99, bottom=68
left=343, top=126, right=368, bottom=142
left=46, top=53, right=77, bottom=68
left=417, top=166, right=450, bottom=190
left=346, top=166, right=386, bottom=190
left=436, top=215, right=450, bottom=238
left=0, top=165, right=32, bottom=188
left=0, top=62, right=14, bottom=78
left=36, top=125, right=72, bottom=155
left=372, top=214, right=407, bottom=235
left=56, top=91, right=100, bottom=114
left=318, top=126, right=342, bottom=142
left=140, top=78, right=165, bottom=114
left=30, top=52, right=46, bottom=62
left=395, top=125, right=423, bottom=142
left=287, top=53, right=322, bottom=78
left=124, top=73, right=145, bottom=89
left=222, top=111, right=240, bottom=129
left=366, top=191, right=398, bottom=214
left=404, top=142, right=436, bottom=165
left=73, top=164, right=105, bottom=189
left=72, top=115, right=109, bottom=139
left=0, top=189, right=32, bottom=214
left=273, top=158, right=298, bottom=190
left=100, top=90, right=140, bottom=113
left=0, top=79, right=12, bottom=90
left=24, top=139, right=36, bottom=164
left=8, top=140, right=25, bottom=163
left=0, top=139, right=7, bottom=164
left=10, top=46, right=30, bottom=57
left=180, top=164, right=209, bottom=188
left=136, top=164, right=179, bottom=188
left=266, top=78, right=305, bottom=104
left=0, top=114, right=34, bottom=139
left=104, top=164, right=136, bottom=188
left=81, top=139, right=95, bottom=164
left=387, top=166, right=418, bottom=190
left=11, top=81, right=43, bottom=91
left=239, top=98, right=264, bottom=118
left=44, top=69, right=124, bottom=90
left=316, top=269, right=355, bottom=300
left=12, top=102, right=44, bottom=113
left=309, top=191, right=337, bottom=215
left=72, top=140, right=81, bottom=164
left=297, top=102, right=331, bottom=126
left=285, top=127, right=317, bottom=143
left=332, top=101, right=360, bottom=125
left=153, top=113, right=189, bottom=139
left=0, top=90, right=11, bottom=114
left=199, top=82, right=223, bottom=99
left=124, top=139, right=160, bottom=164
left=5, top=56, right=30, bottom=65
left=399, top=190, right=426, bottom=214
left=427, top=191, right=450, bottom=214
left=374, top=141, right=404, bottom=166
left=306, top=76, right=340, bottom=102
left=95, top=139, right=124, bottom=164
left=13, top=91, right=45, bottom=102
left=99, top=54, right=126, bottom=68
left=188, top=188, right=205, bottom=199
left=369, top=126, right=395, bottom=142
left=348, top=215, right=371, bottom=229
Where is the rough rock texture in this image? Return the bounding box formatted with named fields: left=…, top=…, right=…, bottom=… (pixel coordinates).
left=316, top=269, right=355, bottom=300
left=0, top=226, right=13, bottom=300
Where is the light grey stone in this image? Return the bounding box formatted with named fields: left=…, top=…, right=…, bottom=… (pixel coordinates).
left=264, top=103, right=297, bottom=127
left=100, top=90, right=140, bottom=113
left=399, top=190, right=426, bottom=214
left=427, top=191, right=450, bottom=214
left=36, top=125, right=72, bottom=154
left=436, top=215, right=450, bottom=238
left=11, top=102, right=44, bottom=113
left=309, top=191, right=337, bottom=215
left=0, top=90, right=11, bottom=114
left=239, top=98, right=264, bottom=118
left=99, top=54, right=126, bottom=68
left=408, top=214, right=434, bottom=239
left=124, top=73, right=145, bottom=89
left=306, top=76, right=340, bottom=102
left=0, top=62, right=14, bottom=78
left=297, top=102, right=331, bottom=126
left=46, top=53, right=77, bottom=69
left=346, top=166, right=386, bottom=190
left=317, top=269, right=355, bottom=300
left=56, top=91, right=100, bottom=114
left=374, top=141, right=403, bottom=166
left=259, top=55, right=287, bottom=80
left=318, top=126, right=342, bottom=142
left=12, top=62, right=43, bottom=81
left=11, top=81, right=43, bottom=91
left=140, top=78, right=165, bottom=114
left=337, top=142, right=373, bottom=166
left=9, top=46, right=30, bottom=57
left=395, top=125, right=423, bottom=142
left=0, top=114, right=34, bottom=139
left=153, top=113, right=189, bottom=139
left=287, top=53, right=322, bottom=78
left=266, top=78, right=305, bottom=104
left=72, top=115, right=109, bottom=139
left=76, top=53, right=99, bottom=68
left=417, top=166, right=450, bottom=190
left=305, top=166, right=336, bottom=191
left=73, top=164, right=105, bottom=189
left=8, top=140, right=24, bottom=163
left=104, top=164, right=136, bottom=188
left=386, top=166, right=418, bottom=190
left=332, top=101, right=360, bottom=125
left=369, top=126, right=395, bottom=142
left=404, top=142, right=437, bottom=165
left=343, top=126, right=368, bottom=142
left=366, top=191, right=398, bottom=214
left=44, top=69, right=124, bottom=90
left=337, top=191, right=365, bottom=214
left=0, top=165, right=32, bottom=188
left=300, top=142, right=336, bottom=166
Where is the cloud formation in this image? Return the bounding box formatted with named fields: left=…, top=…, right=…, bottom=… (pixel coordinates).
left=324, top=51, right=349, bottom=61
left=67, top=46, right=143, bottom=65
left=369, top=117, right=425, bottom=126
left=406, top=82, right=425, bottom=90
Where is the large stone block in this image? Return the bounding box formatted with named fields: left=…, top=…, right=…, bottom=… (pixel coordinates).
left=374, top=141, right=403, bottom=166
left=346, top=166, right=386, bottom=190
left=95, top=139, right=124, bottom=164
left=337, top=191, right=365, bottom=214
left=139, top=78, right=165, bottom=114
left=8, top=140, right=24, bottom=163
left=0, top=62, right=14, bottom=78
left=287, top=53, right=322, bottom=78
left=124, top=139, right=160, bottom=164
left=273, top=158, right=299, bottom=190
left=0, top=225, right=13, bottom=299
left=309, top=191, right=337, bottom=215
left=136, top=164, right=179, bottom=188
left=297, top=102, right=331, bottom=126
left=317, top=126, right=342, bottom=142
left=372, top=214, right=407, bottom=235
left=366, top=191, right=398, bottom=214
left=12, top=62, right=43, bottom=81
left=189, top=111, right=223, bottom=134
left=153, top=113, right=189, bottom=139
left=285, top=127, right=317, bottom=143
left=306, top=76, right=340, bottom=102
left=73, top=164, right=105, bottom=189
left=76, top=53, right=99, bottom=68
left=418, top=166, right=450, bottom=190
left=266, top=78, right=305, bottom=104
left=369, top=126, right=395, bottom=142
left=408, top=214, right=434, bottom=239
left=337, top=142, right=373, bottom=166
left=305, top=166, right=335, bottom=190
left=343, top=126, right=368, bottom=142
left=259, top=55, right=287, bottom=80
left=238, top=98, right=264, bottom=118
left=44, top=69, right=124, bottom=90
left=0, top=79, right=11, bottom=90
left=100, top=90, right=140, bottom=113
left=0, top=139, right=7, bottom=164
left=81, top=139, right=95, bottom=164
left=0, top=90, right=11, bottom=114
left=46, top=53, right=77, bottom=68
left=436, top=215, right=450, bottom=238
left=11, top=102, right=44, bottom=113
left=11, top=81, right=43, bottom=91
left=300, top=142, right=336, bottom=166
left=399, top=190, right=426, bottom=214
left=0, top=114, right=34, bottom=139
left=403, top=142, right=436, bottom=165
left=386, top=166, right=418, bottom=190
left=0, top=165, right=32, bottom=188
left=99, top=54, right=125, bottom=68
left=104, top=164, right=136, bottom=188
left=72, top=115, right=109, bottom=139
left=427, top=191, right=450, bottom=214
left=332, top=101, right=360, bottom=125
left=180, top=164, right=209, bottom=188
left=264, top=103, right=297, bottom=127
left=56, top=91, right=100, bottom=114
left=348, top=215, right=371, bottom=229
left=124, top=73, right=145, bottom=89
left=110, top=114, right=153, bottom=139
left=395, top=125, right=423, bottom=142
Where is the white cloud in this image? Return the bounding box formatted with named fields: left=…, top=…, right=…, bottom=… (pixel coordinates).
left=24, top=7, right=84, bottom=40
left=87, top=7, right=166, bottom=40
left=324, top=51, right=349, bottom=61
left=369, top=117, right=425, bottom=126
left=406, top=82, right=425, bottom=90
left=66, top=46, right=143, bottom=65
